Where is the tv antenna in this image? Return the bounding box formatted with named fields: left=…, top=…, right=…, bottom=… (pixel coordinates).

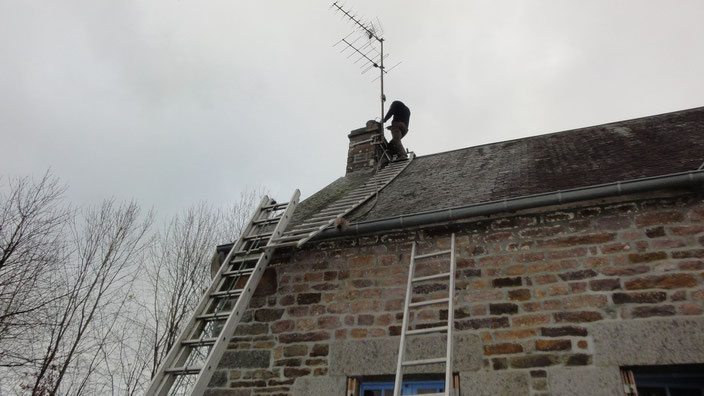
left=330, top=2, right=401, bottom=126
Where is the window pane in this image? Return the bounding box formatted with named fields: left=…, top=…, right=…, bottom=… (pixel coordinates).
left=361, top=379, right=445, bottom=395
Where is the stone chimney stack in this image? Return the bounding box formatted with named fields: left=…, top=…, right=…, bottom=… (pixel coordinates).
left=346, top=121, right=385, bottom=175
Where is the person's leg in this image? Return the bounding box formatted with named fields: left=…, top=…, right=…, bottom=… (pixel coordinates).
left=399, top=122, right=408, bottom=138
left=390, top=127, right=407, bottom=159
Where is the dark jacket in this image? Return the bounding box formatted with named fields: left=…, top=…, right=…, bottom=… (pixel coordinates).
left=383, top=101, right=410, bottom=126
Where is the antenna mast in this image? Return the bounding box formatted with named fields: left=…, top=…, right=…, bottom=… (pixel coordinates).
left=331, top=2, right=400, bottom=127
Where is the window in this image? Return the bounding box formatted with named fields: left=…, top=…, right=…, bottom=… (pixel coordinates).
left=360, top=380, right=444, bottom=396
left=622, top=365, right=704, bottom=396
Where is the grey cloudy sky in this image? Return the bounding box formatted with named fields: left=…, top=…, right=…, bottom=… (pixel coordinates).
left=1, top=1, right=703, bottom=216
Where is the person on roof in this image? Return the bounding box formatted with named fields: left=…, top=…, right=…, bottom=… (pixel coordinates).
left=383, top=100, right=410, bottom=160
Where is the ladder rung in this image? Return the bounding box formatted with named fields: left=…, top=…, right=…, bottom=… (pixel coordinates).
left=320, top=203, right=356, bottom=211
left=412, top=272, right=451, bottom=282
left=210, top=289, right=244, bottom=298
left=329, top=197, right=365, bottom=205
left=272, top=234, right=308, bottom=243
left=406, top=325, right=448, bottom=336
left=310, top=211, right=347, bottom=219
left=232, top=247, right=264, bottom=256
left=296, top=219, right=332, bottom=227
left=268, top=240, right=300, bottom=248
left=196, top=311, right=230, bottom=321
left=402, top=357, right=447, bottom=366
left=375, top=169, right=402, bottom=176
left=316, top=207, right=353, bottom=215
left=415, top=249, right=451, bottom=260
left=369, top=174, right=396, bottom=180
left=373, top=170, right=401, bottom=177
left=336, top=193, right=371, bottom=202
left=302, top=215, right=336, bottom=224
left=352, top=185, right=380, bottom=192
left=330, top=196, right=367, bottom=204
left=351, top=188, right=381, bottom=194
left=244, top=232, right=273, bottom=241
left=341, top=191, right=372, bottom=198
left=377, top=164, right=403, bottom=171
left=181, top=337, right=216, bottom=347
left=283, top=228, right=318, bottom=236
left=382, top=163, right=406, bottom=170
left=409, top=298, right=450, bottom=308
left=343, top=189, right=377, bottom=197
left=164, top=366, right=202, bottom=375
left=344, top=188, right=379, bottom=196
left=229, top=255, right=261, bottom=264
left=222, top=268, right=254, bottom=277
left=288, top=226, right=325, bottom=234
left=307, top=211, right=340, bottom=218
left=321, top=204, right=356, bottom=212
left=252, top=216, right=281, bottom=225
left=262, top=202, right=288, bottom=210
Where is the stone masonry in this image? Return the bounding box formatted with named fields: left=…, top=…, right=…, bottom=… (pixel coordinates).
left=205, top=189, right=704, bottom=396
left=345, top=122, right=386, bottom=176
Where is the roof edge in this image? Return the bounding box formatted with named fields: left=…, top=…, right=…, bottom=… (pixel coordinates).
left=414, top=105, right=704, bottom=161
left=318, top=170, right=704, bottom=239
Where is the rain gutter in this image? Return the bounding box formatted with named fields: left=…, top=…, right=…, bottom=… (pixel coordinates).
left=317, top=170, right=704, bottom=239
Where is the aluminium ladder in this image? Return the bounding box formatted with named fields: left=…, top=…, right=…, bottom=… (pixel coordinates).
left=273, top=157, right=412, bottom=247
left=393, top=233, right=458, bottom=396
left=272, top=155, right=413, bottom=247
left=146, top=190, right=300, bottom=396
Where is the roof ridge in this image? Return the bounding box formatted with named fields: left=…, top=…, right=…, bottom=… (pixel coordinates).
left=414, top=105, right=704, bottom=160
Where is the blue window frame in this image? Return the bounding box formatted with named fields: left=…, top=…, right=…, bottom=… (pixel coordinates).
left=360, top=380, right=444, bottom=395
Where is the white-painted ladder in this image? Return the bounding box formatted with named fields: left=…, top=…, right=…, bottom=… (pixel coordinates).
left=393, top=233, right=458, bottom=396
left=146, top=190, right=300, bottom=396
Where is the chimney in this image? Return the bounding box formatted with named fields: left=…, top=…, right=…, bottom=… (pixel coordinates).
left=346, top=120, right=386, bottom=175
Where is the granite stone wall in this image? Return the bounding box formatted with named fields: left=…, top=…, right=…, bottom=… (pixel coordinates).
left=205, top=190, right=704, bottom=396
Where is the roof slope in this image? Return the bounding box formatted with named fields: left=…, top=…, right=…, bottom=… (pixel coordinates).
left=286, top=174, right=367, bottom=229
left=346, top=106, right=704, bottom=223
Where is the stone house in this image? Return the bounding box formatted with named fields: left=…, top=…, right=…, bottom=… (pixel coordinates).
left=208, top=107, right=704, bottom=395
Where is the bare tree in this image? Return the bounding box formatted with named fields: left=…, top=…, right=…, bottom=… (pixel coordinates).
left=0, top=172, right=266, bottom=394
left=221, top=187, right=268, bottom=243
left=145, top=203, right=225, bottom=378
left=0, top=171, right=71, bottom=368
left=25, top=200, right=153, bottom=395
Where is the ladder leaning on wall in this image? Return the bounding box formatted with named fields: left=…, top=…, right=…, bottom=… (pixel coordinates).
left=393, top=233, right=459, bottom=396
left=145, top=190, right=300, bottom=396
left=146, top=151, right=413, bottom=395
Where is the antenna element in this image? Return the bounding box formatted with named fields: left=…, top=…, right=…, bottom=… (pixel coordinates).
left=331, top=2, right=401, bottom=126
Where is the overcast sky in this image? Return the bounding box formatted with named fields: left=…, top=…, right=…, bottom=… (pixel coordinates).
left=1, top=0, right=703, bottom=217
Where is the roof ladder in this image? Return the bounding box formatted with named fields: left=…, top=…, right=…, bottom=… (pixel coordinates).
left=145, top=190, right=300, bottom=396
left=271, top=155, right=413, bottom=248
left=393, top=233, right=458, bottom=396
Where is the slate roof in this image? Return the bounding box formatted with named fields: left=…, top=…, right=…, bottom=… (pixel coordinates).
left=290, top=106, right=704, bottom=228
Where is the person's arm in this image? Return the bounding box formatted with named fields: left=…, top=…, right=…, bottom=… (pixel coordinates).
left=383, top=102, right=396, bottom=122
left=383, top=109, right=392, bottom=123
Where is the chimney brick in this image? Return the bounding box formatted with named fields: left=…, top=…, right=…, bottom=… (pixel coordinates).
left=346, top=121, right=385, bottom=175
